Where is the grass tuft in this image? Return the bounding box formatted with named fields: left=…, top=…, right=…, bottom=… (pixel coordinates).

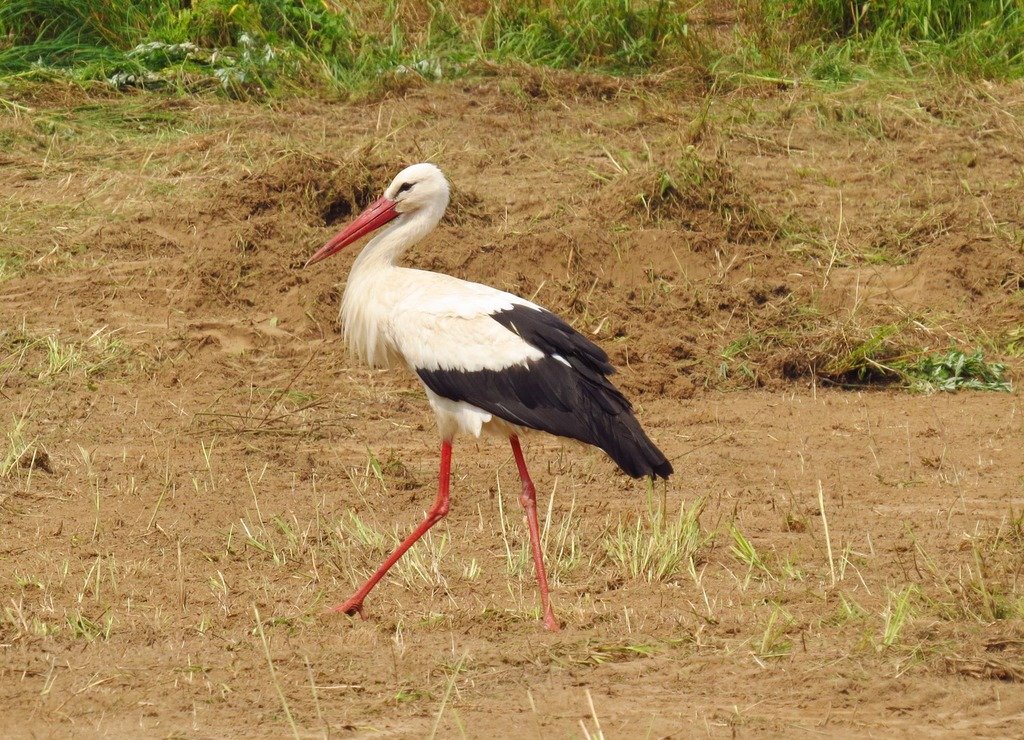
left=603, top=492, right=706, bottom=582
left=880, top=584, right=917, bottom=649
left=730, top=524, right=775, bottom=583
left=2, top=413, right=38, bottom=478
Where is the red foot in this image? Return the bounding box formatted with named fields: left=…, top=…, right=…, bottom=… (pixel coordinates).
left=543, top=612, right=561, bottom=632
left=328, top=598, right=365, bottom=617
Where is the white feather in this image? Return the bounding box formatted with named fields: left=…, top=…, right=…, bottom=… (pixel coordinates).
left=335, top=163, right=547, bottom=439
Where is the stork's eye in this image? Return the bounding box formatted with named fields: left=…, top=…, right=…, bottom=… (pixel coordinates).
left=396, top=182, right=414, bottom=194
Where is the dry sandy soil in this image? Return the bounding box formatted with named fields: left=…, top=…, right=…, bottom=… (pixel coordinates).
left=2, top=69, right=1024, bottom=736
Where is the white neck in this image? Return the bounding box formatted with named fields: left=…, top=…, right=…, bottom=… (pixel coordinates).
left=350, top=201, right=443, bottom=273
left=340, top=199, right=446, bottom=366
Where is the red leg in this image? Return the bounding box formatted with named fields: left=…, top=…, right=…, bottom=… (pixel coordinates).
left=509, top=435, right=560, bottom=631
left=330, top=440, right=452, bottom=617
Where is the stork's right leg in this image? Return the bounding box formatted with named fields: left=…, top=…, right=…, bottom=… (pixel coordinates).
left=331, top=440, right=452, bottom=617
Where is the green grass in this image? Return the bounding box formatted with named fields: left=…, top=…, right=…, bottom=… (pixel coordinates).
left=603, top=492, right=706, bottom=582
left=0, top=0, right=692, bottom=94
left=729, top=524, right=775, bottom=583
left=757, top=604, right=795, bottom=658
left=880, top=584, right=917, bottom=649
left=1, top=327, right=138, bottom=390
left=728, top=0, right=1024, bottom=84
left=827, top=336, right=1012, bottom=393
left=482, top=0, right=688, bottom=71
left=5, top=0, right=1019, bottom=97
left=0, top=249, right=24, bottom=282
left=1005, top=326, right=1024, bottom=356
left=2, top=412, right=38, bottom=478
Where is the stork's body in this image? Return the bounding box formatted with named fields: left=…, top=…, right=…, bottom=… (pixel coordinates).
left=306, top=163, right=672, bottom=630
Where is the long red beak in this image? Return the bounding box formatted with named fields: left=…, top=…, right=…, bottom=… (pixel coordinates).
left=304, top=195, right=399, bottom=268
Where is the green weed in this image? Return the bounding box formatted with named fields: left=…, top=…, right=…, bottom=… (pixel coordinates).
left=556, top=638, right=665, bottom=666
left=336, top=511, right=390, bottom=551
left=896, top=349, right=1011, bottom=393
left=0, top=249, right=23, bottom=282
left=496, top=476, right=586, bottom=586
left=957, top=519, right=1024, bottom=621
left=823, top=323, right=908, bottom=382
left=827, top=592, right=869, bottom=626
left=334, top=511, right=451, bottom=592
left=1005, top=326, right=1024, bottom=356
left=1, top=327, right=135, bottom=381
left=43, top=335, right=82, bottom=376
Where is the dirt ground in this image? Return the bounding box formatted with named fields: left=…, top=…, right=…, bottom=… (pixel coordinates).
left=2, top=70, right=1024, bottom=737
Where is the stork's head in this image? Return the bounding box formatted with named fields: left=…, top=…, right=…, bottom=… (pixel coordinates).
left=304, top=162, right=450, bottom=267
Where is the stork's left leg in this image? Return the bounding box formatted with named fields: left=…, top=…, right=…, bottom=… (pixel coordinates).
left=509, top=435, right=560, bottom=632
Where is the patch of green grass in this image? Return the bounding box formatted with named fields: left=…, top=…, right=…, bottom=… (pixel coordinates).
left=880, top=584, right=917, bottom=649
left=66, top=609, right=113, bottom=640
left=603, top=491, right=706, bottom=582
left=4, top=0, right=1019, bottom=96
left=718, top=308, right=1012, bottom=393
left=495, top=475, right=587, bottom=586
left=482, top=0, right=688, bottom=71
left=0, top=0, right=695, bottom=94
left=630, top=147, right=782, bottom=241
left=930, top=512, right=1024, bottom=622
left=729, top=524, right=775, bottom=583
left=0, top=249, right=24, bottom=282
left=823, top=323, right=907, bottom=382
left=46, top=329, right=134, bottom=378
left=820, top=332, right=1011, bottom=392
left=556, top=638, right=666, bottom=666
left=757, top=604, right=795, bottom=659
left=1, top=327, right=137, bottom=382
left=390, top=528, right=450, bottom=591
left=336, top=511, right=390, bottom=551
left=1, top=412, right=38, bottom=478
left=333, top=510, right=451, bottom=592
left=827, top=592, right=869, bottom=626
left=718, top=0, right=1024, bottom=86
left=43, top=335, right=83, bottom=376
left=37, top=99, right=187, bottom=137
left=0, top=0, right=156, bottom=73
left=1002, top=326, right=1024, bottom=357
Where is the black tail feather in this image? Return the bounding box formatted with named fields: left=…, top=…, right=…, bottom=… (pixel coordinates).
left=598, top=410, right=673, bottom=480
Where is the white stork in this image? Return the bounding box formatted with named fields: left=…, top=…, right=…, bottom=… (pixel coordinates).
left=305, top=163, right=672, bottom=631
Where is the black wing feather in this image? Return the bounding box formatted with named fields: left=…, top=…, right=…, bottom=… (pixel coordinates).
left=416, top=305, right=672, bottom=479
